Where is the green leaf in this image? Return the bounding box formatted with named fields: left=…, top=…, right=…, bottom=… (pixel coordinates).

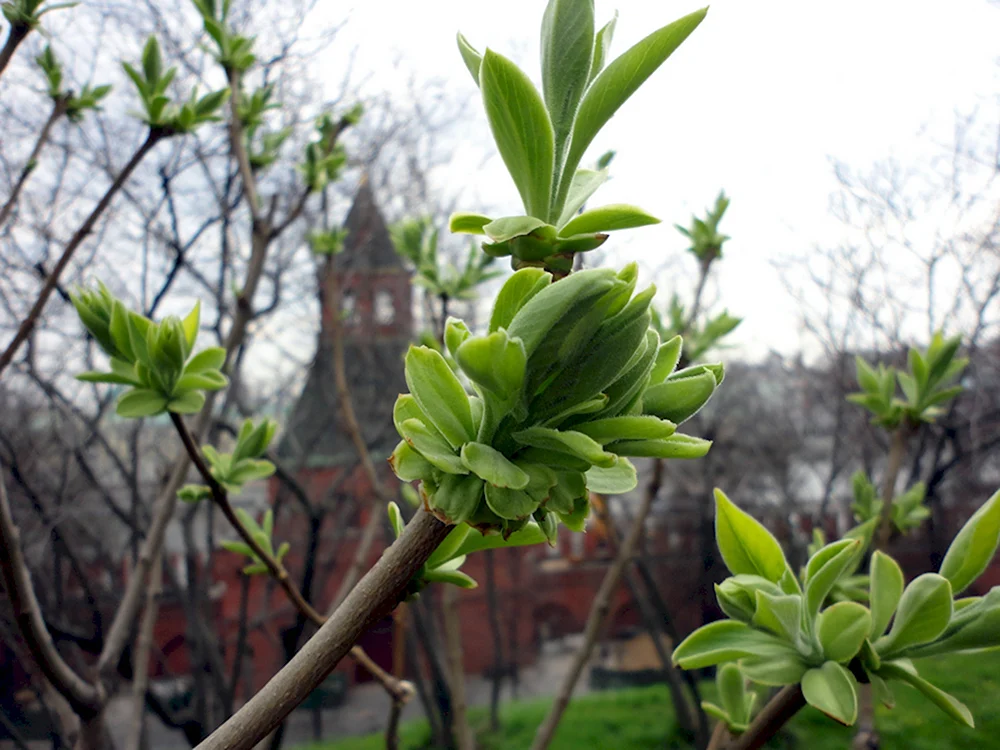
left=588, top=12, right=618, bottom=84
left=455, top=330, right=527, bottom=400
left=398, top=418, right=467, bottom=475
left=717, top=663, right=748, bottom=726
left=805, top=539, right=862, bottom=618
left=642, top=370, right=717, bottom=424
left=801, top=662, right=858, bottom=726
left=558, top=8, right=707, bottom=209
left=650, top=335, right=683, bottom=383
left=739, top=654, right=809, bottom=686
left=575, top=415, right=676, bottom=444
left=484, top=484, right=539, bottom=521
left=489, top=268, right=552, bottom=333
left=714, top=489, right=788, bottom=583
left=174, top=370, right=228, bottom=392
left=818, top=602, right=872, bottom=663
left=449, top=211, right=492, bottom=234
left=227, top=459, right=275, bottom=485
left=461, top=443, right=530, bottom=490
left=387, top=501, right=405, bottom=539
left=405, top=346, right=475, bottom=449
left=451, top=523, right=549, bottom=558
left=483, top=216, right=553, bottom=243
left=513, top=426, right=615, bottom=468
left=182, top=301, right=200, bottom=351
left=869, top=551, right=904, bottom=638
left=876, top=574, right=953, bottom=657
left=939, top=489, right=1000, bottom=595
left=556, top=494, right=590, bottom=531
left=540, top=0, right=594, bottom=187
left=77, top=370, right=140, bottom=386
left=456, top=33, right=483, bottom=87
left=609, top=434, right=711, bottom=460
left=168, top=390, right=206, bottom=414
left=430, top=473, right=484, bottom=525
left=584, top=458, right=637, bottom=494
left=117, top=388, right=168, bottom=418
left=671, top=620, right=795, bottom=669
left=479, top=48, right=554, bottom=218
left=142, top=36, right=162, bottom=85
left=559, top=204, right=660, bottom=237
left=556, top=169, right=609, bottom=229
left=422, top=568, right=478, bottom=589
left=389, top=440, right=435, bottom=482
left=877, top=661, right=974, bottom=727
left=506, top=267, right=617, bottom=356
left=752, top=589, right=801, bottom=641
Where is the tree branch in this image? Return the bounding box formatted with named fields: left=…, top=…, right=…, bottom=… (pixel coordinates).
left=0, top=23, right=29, bottom=80
left=0, top=129, right=164, bottom=376
left=0, top=97, right=67, bottom=230
left=194, top=507, right=450, bottom=750
left=0, top=476, right=102, bottom=717
left=170, top=411, right=413, bottom=703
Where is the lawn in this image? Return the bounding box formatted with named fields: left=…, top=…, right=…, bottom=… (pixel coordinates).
left=300, top=650, right=1000, bottom=749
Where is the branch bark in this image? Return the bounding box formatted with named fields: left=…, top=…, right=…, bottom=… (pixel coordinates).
left=124, top=550, right=162, bottom=750
left=725, top=686, right=804, bottom=750
left=194, top=508, right=450, bottom=750
left=0, top=476, right=102, bottom=717
left=0, top=23, right=28, bottom=80
left=442, top=586, right=474, bottom=750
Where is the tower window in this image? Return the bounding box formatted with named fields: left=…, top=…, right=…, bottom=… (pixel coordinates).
left=342, top=291, right=358, bottom=324
left=374, top=289, right=395, bottom=325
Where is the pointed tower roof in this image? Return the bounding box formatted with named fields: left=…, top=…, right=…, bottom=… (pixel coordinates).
left=276, top=181, right=410, bottom=468
left=334, top=178, right=404, bottom=271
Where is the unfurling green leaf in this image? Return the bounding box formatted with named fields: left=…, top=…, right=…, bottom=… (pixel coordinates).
left=802, top=662, right=858, bottom=726
left=869, top=551, right=904, bottom=638
left=714, top=489, right=788, bottom=583
left=939, top=489, right=1000, bottom=595
left=817, top=602, right=871, bottom=663
left=479, top=49, right=554, bottom=219
left=876, top=574, right=953, bottom=657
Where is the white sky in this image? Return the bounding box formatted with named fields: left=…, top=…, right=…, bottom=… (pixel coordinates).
left=326, top=1, right=1000, bottom=359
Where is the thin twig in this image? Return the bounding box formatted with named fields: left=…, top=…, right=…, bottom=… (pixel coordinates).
left=169, top=411, right=413, bottom=703
left=0, top=97, right=68, bottom=230
left=124, top=549, right=162, bottom=750
left=0, top=130, right=164, bottom=377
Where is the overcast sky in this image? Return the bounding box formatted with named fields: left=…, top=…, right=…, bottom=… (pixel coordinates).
left=325, top=1, right=1000, bottom=359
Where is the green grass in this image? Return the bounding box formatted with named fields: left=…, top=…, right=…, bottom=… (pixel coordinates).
left=301, top=650, right=1000, bottom=749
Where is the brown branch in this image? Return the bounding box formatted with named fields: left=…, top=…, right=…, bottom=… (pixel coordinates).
left=124, top=550, right=162, bottom=750
left=726, top=685, right=804, bottom=750
left=0, top=129, right=164, bottom=377
left=0, top=97, right=68, bottom=229
left=194, top=507, right=451, bottom=750
left=529, top=485, right=656, bottom=750
left=875, top=423, right=912, bottom=549
left=0, top=476, right=102, bottom=716
left=0, top=23, right=29, bottom=80
left=225, top=68, right=261, bottom=223
left=443, top=585, right=474, bottom=750
left=169, top=411, right=413, bottom=703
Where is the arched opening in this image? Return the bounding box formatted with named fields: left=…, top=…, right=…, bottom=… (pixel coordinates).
left=374, top=288, right=395, bottom=325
